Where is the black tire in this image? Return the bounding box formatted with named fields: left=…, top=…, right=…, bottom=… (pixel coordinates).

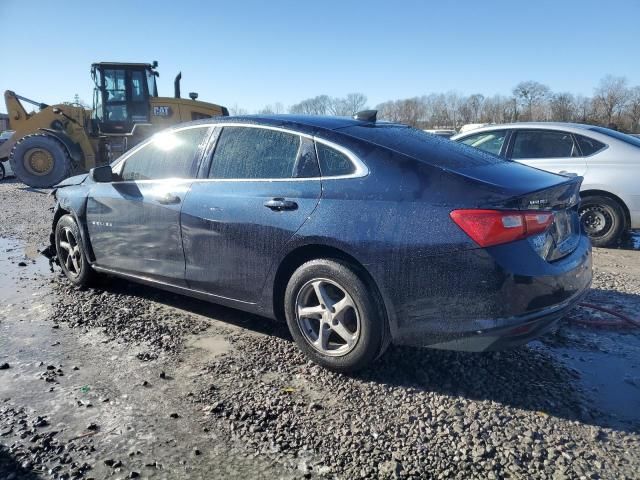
left=10, top=134, right=73, bottom=188
left=0, top=162, right=5, bottom=181
left=579, top=195, right=626, bottom=247
left=284, top=258, right=388, bottom=372
left=55, top=214, right=96, bottom=287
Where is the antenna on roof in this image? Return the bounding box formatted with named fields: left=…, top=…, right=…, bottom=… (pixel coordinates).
left=353, top=110, right=377, bottom=122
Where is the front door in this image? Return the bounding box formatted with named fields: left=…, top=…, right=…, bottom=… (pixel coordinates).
left=86, top=126, right=211, bottom=284
left=181, top=126, right=322, bottom=303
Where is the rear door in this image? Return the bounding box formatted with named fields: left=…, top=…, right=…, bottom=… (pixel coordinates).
left=181, top=125, right=322, bottom=303
left=507, top=129, right=587, bottom=177
left=86, top=126, right=211, bottom=284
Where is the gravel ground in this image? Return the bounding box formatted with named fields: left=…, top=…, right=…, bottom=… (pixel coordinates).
left=1, top=178, right=640, bottom=479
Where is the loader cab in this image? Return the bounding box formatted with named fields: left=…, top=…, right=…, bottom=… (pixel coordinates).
left=91, top=62, right=158, bottom=135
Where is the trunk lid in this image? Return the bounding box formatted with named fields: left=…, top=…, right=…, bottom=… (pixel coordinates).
left=495, top=174, right=583, bottom=261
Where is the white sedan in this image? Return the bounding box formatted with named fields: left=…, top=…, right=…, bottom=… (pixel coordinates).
left=452, top=123, right=640, bottom=247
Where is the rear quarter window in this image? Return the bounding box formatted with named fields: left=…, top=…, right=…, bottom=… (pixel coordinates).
left=315, top=143, right=355, bottom=176
left=341, top=125, right=505, bottom=168
left=575, top=135, right=606, bottom=156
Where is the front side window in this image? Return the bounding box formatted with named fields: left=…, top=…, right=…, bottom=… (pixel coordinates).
left=459, top=130, right=507, bottom=156
left=121, top=127, right=209, bottom=181
left=316, top=143, right=355, bottom=176
left=208, top=127, right=301, bottom=179
left=511, top=130, right=577, bottom=159
left=575, top=135, right=606, bottom=156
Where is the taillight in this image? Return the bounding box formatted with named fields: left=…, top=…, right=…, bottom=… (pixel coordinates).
left=450, top=209, right=554, bottom=248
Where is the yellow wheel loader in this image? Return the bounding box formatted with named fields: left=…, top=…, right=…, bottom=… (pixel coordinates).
left=0, top=61, right=228, bottom=187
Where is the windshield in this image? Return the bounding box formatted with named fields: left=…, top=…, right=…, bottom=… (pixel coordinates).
left=588, top=126, right=640, bottom=148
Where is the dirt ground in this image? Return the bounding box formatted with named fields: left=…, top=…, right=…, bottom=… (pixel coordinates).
left=1, top=178, right=639, bottom=480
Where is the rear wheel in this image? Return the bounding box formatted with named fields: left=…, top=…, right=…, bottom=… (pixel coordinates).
left=579, top=195, right=626, bottom=247
left=284, top=259, right=388, bottom=372
left=0, top=162, right=5, bottom=181
left=10, top=134, right=73, bottom=188
left=55, top=214, right=95, bottom=287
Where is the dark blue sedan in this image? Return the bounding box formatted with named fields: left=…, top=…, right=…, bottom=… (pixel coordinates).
left=47, top=112, right=592, bottom=371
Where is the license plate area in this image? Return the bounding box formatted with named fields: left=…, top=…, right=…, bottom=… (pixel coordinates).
left=549, top=208, right=580, bottom=260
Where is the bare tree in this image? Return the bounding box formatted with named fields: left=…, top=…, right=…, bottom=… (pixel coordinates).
left=228, top=103, right=248, bottom=116
left=343, top=93, right=367, bottom=116
left=257, top=102, right=286, bottom=115
left=594, top=75, right=629, bottom=126
left=549, top=93, right=575, bottom=122
left=513, top=81, right=550, bottom=121
left=289, top=95, right=332, bottom=115
left=626, top=86, right=640, bottom=133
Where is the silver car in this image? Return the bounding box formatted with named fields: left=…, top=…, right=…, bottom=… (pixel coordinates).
left=0, top=131, right=15, bottom=180
left=452, top=123, right=640, bottom=247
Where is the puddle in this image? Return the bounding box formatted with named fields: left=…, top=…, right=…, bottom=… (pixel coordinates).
left=0, top=237, right=52, bottom=304
left=188, top=334, right=232, bottom=360
left=546, top=328, right=640, bottom=430
left=0, top=238, right=289, bottom=479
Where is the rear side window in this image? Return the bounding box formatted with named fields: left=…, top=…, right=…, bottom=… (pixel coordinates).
left=575, top=134, right=606, bottom=156
left=459, top=130, right=507, bottom=156
left=316, top=143, right=355, bottom=176
left=121, top=127, right=209, bottom=181
left=209, top=127, right=301, bottom=179
left=511, top=130, right=578, bottom=159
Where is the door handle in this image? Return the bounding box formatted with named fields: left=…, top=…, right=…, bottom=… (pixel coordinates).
left=558, top=170, right=578, bottom=177
left=156, top=193, right=181, bottom=205
left=264, top=198, right=298, bottom=211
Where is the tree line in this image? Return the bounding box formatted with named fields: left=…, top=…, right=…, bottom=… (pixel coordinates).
left=238, top=75, right=640, bottom=133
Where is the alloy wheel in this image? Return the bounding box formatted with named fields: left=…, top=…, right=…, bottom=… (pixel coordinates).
left=295, top=278, right=360, bottom=357
left=58, top=227, right=83, bottom=277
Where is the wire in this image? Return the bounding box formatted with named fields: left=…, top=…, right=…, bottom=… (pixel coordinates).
left=567, top=302, right=640, bottom=328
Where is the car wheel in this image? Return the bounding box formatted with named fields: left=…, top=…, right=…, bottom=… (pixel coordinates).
left=0, top=162, right=5, bottom=181
left=284, top=258, right=388, bottom=372
left=55, top=214, right=96, bottom=286
left=579, top=195, right=626, bottom=247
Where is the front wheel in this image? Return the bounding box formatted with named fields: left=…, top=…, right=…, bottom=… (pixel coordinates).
left=55, top=214, right=96, bottom=286
left=579, top=195, right=626, bottom=247
left=284, top=259, right=388, bottom=372
left=0, top=162, right=5, bottom=181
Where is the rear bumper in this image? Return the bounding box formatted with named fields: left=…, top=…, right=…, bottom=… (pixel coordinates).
left=371, top=235, right=592, bottom=351
left=396, top=285, right=589, bottom=351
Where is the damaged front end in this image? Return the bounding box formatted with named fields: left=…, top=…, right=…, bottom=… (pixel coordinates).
left=40, top=201, right=62, bottom=272
left=40, top=173, right=92, bottom=272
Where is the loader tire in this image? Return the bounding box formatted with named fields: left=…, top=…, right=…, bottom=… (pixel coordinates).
left=10, top=134, right=73, bottom=188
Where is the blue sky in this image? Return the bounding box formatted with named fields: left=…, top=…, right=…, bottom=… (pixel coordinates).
left=1, top=0, right=638, bottom=113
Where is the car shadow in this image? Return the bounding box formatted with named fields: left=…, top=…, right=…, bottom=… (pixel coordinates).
left=94, top=276, right=292, bottom=341
left=91, top=276, right=640, bottom=434
left=613, top=230, right=640, bottom=251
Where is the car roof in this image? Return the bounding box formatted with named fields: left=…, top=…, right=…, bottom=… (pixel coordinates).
left=181, top=114, right=407, bottom=137
left=451, top=122, right=599, bottom=138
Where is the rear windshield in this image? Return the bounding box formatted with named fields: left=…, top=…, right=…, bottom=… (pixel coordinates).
left=587, top=126, right=640, bottom=148
left=340, top=125, right=505, bottom=168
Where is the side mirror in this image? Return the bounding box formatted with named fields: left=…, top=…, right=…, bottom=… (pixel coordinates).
left=89, top=165, right=113, bottom=183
